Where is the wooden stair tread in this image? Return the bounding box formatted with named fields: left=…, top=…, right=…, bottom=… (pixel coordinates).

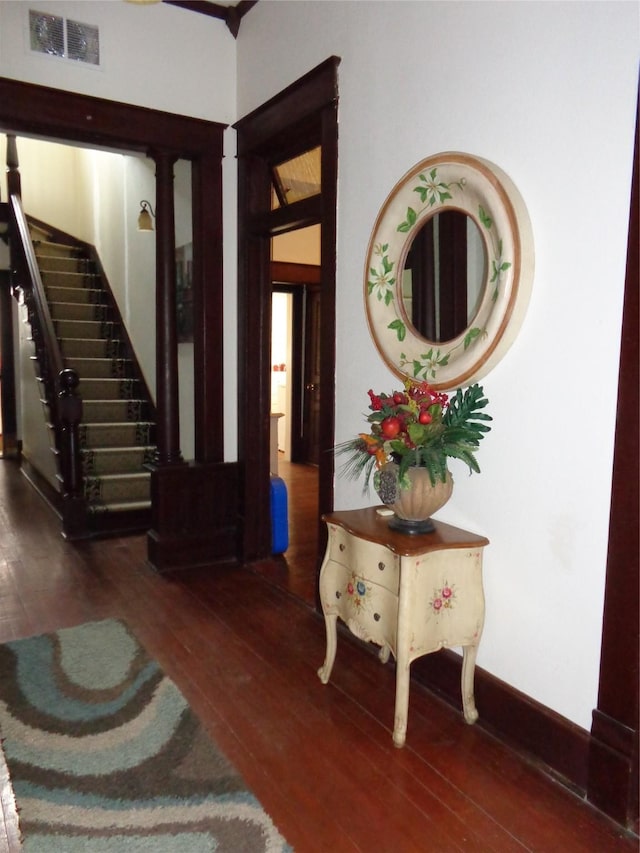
left=27, top=222, right=157, bottom=533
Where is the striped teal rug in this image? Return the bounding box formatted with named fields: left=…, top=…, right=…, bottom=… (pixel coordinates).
left=0, top=619, right=291, bottom=851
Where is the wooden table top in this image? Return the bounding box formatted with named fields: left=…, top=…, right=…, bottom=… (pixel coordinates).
left=322, top=507, right=489, bottom=557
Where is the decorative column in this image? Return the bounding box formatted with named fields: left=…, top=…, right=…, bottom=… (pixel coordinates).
left=153, top=151, right=183, bottom=466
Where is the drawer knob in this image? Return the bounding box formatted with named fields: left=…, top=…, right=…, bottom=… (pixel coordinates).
left=374, top=613, right=381, bottom=621
left=335, top=591, right=341, bottom=599
left=378, top=561, right=385, bottom=571
left=339, top=543, right=346, bottom=552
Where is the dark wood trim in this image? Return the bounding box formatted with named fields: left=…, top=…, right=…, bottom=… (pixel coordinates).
left=587, top=86, right=639, bottom=830
left=164, top=0, right=229, bottom=21
left=192, top=153, right=225, bottom=464
left=0, top=78, right=225, bottom=157
left=147, top=460, right=240, bottom=572
left=163, top=0, right=257, bottom=37
left=235, top=57, right=340, bottom=565
left=271, top=261, right=321, bottom=285
left=17, top=456, right=63, bottom=519
left=410, top=649, right=590, bottom=793
left=236, top=58, right=340, bottom=155
left=0, top=78, right=233, bottom=570
left=152, top=151, right=183, bottom=466
left=0, top=267, right=18, bottom=457
left=252, top=196, right=323, bottom=236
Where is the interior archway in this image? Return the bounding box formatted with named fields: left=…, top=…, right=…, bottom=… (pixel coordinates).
left=234, top=57, right=340, bottom=592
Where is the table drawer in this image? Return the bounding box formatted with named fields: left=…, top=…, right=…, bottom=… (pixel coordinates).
left=326, top=523, right=399, bottom=594
left=320, top=559, right=398, bottom=651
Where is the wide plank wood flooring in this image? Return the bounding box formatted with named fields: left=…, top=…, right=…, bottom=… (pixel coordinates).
left=0, top=457, right=636, bottom=852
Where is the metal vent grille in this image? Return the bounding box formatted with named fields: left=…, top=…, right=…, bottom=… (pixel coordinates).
left=29, top=10, right=100, bottom=65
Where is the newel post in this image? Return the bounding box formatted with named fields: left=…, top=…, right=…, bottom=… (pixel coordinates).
left=6, top=134, right=21, bottom=198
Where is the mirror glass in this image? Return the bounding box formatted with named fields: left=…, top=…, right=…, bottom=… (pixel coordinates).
left=401, top=211, right=486, bottom=343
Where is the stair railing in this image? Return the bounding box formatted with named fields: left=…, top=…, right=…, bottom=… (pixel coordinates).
left=6, top=137, right=86, bottom=535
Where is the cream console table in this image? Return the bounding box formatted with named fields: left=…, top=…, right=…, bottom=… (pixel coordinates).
left=317, top=507, right=489, bottom=747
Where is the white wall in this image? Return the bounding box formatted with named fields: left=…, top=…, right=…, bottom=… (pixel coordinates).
left=236, top=0, right=639, bottom=730
left=0, top=137, right=95, bottom=242
left=0, top=0, right=238, bottom=460
left=0, top=1, right=235, bottom=119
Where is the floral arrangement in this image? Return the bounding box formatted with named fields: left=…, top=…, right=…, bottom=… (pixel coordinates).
left=337, top=378, right=492, bottom=491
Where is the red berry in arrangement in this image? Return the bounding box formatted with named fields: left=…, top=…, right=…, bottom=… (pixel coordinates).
left=418, top=411, right=432, bottom=424
left=380, top=416, right=402, bottom=439
left=392, top=392, right=405, bottom=405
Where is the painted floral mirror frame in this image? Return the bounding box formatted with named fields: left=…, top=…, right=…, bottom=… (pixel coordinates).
left=364, top=152, right=534, bottom=390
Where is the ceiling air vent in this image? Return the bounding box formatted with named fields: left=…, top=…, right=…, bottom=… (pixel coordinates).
left=29, top=9, right=100, bottom=66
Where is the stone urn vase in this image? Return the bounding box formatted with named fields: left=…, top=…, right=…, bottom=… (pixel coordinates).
left=375, top=462, right=454, bottom=534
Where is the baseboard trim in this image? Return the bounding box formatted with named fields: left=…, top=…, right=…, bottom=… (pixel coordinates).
left=412, top=648, right=590, bottom=793
left=588, top=709, right=639, bottom=828
left=19, top=456, right=63, bottom=519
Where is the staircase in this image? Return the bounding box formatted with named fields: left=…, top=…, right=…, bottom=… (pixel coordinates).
left=29, top=224, right=156, bottom=535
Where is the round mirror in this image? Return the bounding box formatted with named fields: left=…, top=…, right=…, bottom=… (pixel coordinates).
left=364, top=152, right=534, bottom=390
left=401, top=211, right=487, bottom=343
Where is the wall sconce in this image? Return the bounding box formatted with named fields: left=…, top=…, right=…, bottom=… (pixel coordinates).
left=137, top=200, right=156, bottom=232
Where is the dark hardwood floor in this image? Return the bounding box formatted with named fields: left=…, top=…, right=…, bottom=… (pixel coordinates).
left=0, top=456, right=636, bottom=851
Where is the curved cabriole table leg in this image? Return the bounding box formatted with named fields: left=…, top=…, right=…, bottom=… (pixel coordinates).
left=392, top=660, right=411, bottom=748
left=317, top=613, right=338, bottom=684
left=461, top=644, right=480, bottom=724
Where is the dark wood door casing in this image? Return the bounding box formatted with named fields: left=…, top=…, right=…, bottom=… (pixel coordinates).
left=301, top=285, right=321, bottom=465
left=234, top=57, right=340, bottom=565
left=587, top=88, right=639, bottom=830
left=0, top=77, right=235, bottom=570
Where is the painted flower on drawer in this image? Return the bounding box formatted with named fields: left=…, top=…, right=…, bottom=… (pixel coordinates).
left=345, top=573, right=371, bottom=611
left=429, top=582, right=456, bottom=614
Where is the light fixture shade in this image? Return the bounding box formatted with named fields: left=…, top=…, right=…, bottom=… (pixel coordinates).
left=137, top=208, right=154, bottom=231
left=137, top=200, right=155, bottom=232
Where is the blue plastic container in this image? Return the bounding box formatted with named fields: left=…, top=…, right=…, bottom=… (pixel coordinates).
left=270, top=475, right=289, bottom=554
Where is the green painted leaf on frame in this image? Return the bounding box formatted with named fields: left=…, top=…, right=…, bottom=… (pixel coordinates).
left=464, top=327, right=481, bottom=350
left=478, top=205, right=492, bottom=229
left=397, top=207, right=418, bottom=233
left=388, top=319, right=406, bottom=341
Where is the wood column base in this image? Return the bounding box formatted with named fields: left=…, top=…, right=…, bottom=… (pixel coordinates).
left=147, top=460, right=240, bottom=573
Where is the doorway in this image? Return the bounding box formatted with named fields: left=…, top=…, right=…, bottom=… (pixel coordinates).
left=235, top=57, right=340, bottom=589
left=270, top=254, right=322, bottom=607
left=272, top=286, right=322, bottom=465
